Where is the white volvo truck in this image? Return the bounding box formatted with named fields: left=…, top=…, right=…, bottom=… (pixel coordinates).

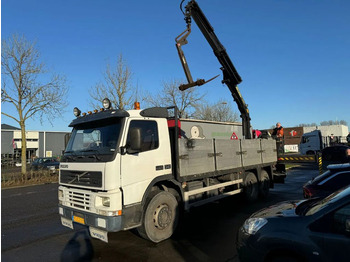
left=59, top=101, right=279, bottom=243
left=59, top=0, right=282, bottom=243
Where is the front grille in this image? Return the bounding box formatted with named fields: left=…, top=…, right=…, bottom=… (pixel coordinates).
left=67, top=191, right=92, bottom=211
left=60, top=170, right=102, bottom=188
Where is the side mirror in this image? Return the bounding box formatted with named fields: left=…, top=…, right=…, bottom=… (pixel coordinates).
left=127, top=127, right=142, bottom=154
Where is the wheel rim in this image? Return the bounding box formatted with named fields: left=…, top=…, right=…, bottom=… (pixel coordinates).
left=153, top=204, right=172, bottom=229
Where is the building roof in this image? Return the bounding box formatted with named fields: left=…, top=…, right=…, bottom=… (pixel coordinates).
left=1, top=124, right=20, bottom=130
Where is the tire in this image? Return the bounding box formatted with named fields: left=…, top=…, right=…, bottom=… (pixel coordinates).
left=243, top=172, right=259, bottom=202
left=137, top=191, right=179, bottom=243
left=259, top=170, right=270, bottom=198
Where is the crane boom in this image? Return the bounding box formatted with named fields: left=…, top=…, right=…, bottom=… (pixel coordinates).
left=176, top=0, right=251, bottom=139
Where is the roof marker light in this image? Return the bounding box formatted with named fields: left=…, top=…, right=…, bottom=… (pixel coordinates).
left=134, top=102, right=140, bottom=110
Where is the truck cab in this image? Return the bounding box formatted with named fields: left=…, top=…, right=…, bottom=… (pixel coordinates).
left=59, top=102, right=173, bottom=242
left=299, top=130, right=323, bottom=155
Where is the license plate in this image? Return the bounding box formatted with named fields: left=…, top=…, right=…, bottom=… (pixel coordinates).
left=89, top=227, right=108, bottom=243
left=73, top=215, right=85, bottom=225
left=61, top=217, right=73, bottom=229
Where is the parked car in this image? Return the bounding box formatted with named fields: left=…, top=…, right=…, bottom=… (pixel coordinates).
left=30, top=157, right=60, bottom=171
left=303, top=163, right=350, bottom=198
left=237, top=186, right=350, bottom=262
left=322, top=145, right=350, bottom=164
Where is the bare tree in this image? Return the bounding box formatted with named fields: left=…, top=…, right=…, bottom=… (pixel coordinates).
left=298, top=123, right=317, bottom=127
left=1, top=34, right=68, bottom=176
left=143, top=79, right=204, bottom=117
left=89, top=54, right=134, bottom=110
left=193, top=100, right=239, bottom=122
left=297, top=120, right=348, bottom=127
left=320, top=120, right=348, bottom=126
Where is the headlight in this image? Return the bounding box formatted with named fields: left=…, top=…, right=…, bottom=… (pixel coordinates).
left=102, top=98, right=112, bottom=110
left=101, top=197, right=110, bottom=207
left=96, top=196, right=111, bottom=208
left=243, top=218, right=267, bottom=235
left=73, top=107, right=81, bottom=117
left=58, top=189, right=64, bottom=199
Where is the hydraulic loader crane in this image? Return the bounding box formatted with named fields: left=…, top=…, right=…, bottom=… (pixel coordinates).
left=176, top=0, right=252, bottom=139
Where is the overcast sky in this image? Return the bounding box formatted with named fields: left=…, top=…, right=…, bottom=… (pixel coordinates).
left=2, top=0, right=350, bottom=131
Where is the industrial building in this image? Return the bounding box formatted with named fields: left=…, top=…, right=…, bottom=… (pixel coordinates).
left=1, top=124, right=69, bottom=164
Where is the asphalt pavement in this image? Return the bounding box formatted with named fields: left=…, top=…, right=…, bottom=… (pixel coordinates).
left=1, top=164, right=319, bottom=262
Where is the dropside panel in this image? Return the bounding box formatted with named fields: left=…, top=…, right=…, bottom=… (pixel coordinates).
left=260, top=139, right=277, bottom=164
left=178, top=139, right=215, bottom=177
left=215, top=139, right=242, bottom=170
left=240, top=139, right=262, bottom=166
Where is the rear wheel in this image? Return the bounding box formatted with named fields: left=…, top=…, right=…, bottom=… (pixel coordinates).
left=243, top=172, right=258, bottom=202
left=137, top=191, right=179, bottom=243
left=259, top=170, right=270, bottom=198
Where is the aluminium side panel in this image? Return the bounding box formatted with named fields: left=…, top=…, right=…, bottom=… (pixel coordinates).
left=178, top=139, right=215, bottom=177
left=240, top=139, right=262, bottom=166
left=215, top=139, right=242, bottom=171
left=180, top=119, right=242, bottom=140
left=260, top=139, right=277, bottom=164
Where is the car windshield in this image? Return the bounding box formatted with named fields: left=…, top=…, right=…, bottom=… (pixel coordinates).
left=305, top=186, right=350, bottom=216
left=64, top=118, right=123, bottom=162
left=312, top=170, right=331, bottom=184
left=33, top=158, right=57, bottom=164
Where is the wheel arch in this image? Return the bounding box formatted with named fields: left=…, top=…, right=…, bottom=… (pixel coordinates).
left=140, top=175, right=183, bottom=209
left=245, top=166, right=273, bottom=183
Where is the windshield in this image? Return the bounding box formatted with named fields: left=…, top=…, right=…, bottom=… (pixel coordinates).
left=305, top=186, right=350, bottom=216
left=63, top=118, right=123, bottom=162
left=312, top=170, right=331, bottom=184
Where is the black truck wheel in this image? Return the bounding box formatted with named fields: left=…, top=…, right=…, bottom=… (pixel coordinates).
left=243, top=172, right=259, bottom=202
left=259, top=170, right=270, bottom=198
left=137, top=191, right=179, bottom=243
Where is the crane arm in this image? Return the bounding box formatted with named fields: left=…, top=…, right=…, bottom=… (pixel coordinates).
left=176, top=0, right=251, bottom=139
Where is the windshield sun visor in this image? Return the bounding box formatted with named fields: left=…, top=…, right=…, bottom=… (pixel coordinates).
left=69, top=110, right=129, bottom=127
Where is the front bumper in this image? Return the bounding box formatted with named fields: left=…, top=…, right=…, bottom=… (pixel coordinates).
left=236, top=227, right=266, bottom=262
left=59, top=205, right=123, bottom=232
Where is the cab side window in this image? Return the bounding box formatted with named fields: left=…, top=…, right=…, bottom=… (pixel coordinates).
left=127, top=120, right=159, bottom=152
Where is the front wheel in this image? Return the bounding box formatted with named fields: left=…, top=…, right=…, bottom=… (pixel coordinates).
left=137, top=191, right=179, bottom=243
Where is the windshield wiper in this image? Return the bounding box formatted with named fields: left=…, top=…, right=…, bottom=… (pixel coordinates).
left=80, top=149, right=102, bottom=161
left=63, top=151, right=78, bottom=161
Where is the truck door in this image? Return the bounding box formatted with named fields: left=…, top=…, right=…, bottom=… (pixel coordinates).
left=120, top=119, right=162, bottom=206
